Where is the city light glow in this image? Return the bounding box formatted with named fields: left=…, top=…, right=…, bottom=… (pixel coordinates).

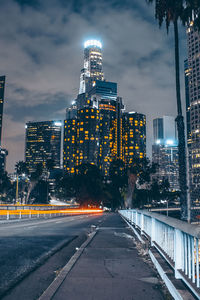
left=84, top=40, right=102, bottom=49
left=54, top=121, right=62, bottom=126
left=166, top=139, right=174, bottom=145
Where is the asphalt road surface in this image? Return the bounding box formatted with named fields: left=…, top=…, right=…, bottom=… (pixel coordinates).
left=0, top=213, right=105, bottom=299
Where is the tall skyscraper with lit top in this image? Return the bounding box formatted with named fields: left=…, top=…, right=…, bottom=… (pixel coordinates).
left=79, top=40, right=104, bottom=95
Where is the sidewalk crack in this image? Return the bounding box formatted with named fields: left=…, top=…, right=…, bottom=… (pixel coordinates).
left=104, top=260, right=115, bottom=278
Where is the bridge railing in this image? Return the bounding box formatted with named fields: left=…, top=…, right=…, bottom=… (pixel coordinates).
left=119, top=209, right=200, bottom=297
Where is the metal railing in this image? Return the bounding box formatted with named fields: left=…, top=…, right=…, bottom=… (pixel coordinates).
left=119, top=209, right=200, bottom=298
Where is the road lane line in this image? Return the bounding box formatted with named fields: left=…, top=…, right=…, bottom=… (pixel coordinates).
left=0, top=215, right=103, bottom=231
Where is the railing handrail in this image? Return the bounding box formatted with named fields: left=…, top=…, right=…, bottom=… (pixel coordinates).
left=131, top=209, right=200, bottom=238
left=119, top=209, right=200, bottom=297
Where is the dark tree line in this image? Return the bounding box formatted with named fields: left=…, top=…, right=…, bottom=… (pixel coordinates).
left=1, top=157, right=179, bottom=208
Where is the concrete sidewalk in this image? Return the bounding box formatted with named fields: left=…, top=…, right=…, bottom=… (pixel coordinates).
left=42, top=214, right=166, bottom=300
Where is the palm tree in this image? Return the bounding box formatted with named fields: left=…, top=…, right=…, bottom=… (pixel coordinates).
left=45, top=158, right=55, bottom=202
left=146, top=0, right=200, bottom=220
left=15, top=161, right=28, bottom=203
left=26, top=163, right=43, bottom=203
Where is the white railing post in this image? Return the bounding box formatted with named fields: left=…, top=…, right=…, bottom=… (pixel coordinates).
left=19, top=211, right=21, bottom=219
left=196, top=239, right=199, bottom=288
left=141, top=213, right=144, bottom=235
left=151, top=218, right=156, bottom=246
left=135, top=211, right=138, bottom=227
left=7, top=211, right=9, bottom=220
left=174, top=229, right=184, bottom=279
left=29, top=211, right=31, bottom=219
left=37, top=212, right=39, bottom=218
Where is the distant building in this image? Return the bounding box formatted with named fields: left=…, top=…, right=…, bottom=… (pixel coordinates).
left=25, top=121, right=62, bottom=173
left=0, top=147, right=8, bottom=172
left=153, top=116, right=177, bottom=144
left=152, top=116, right=179, bottom=190
left=0, top=76, right=6, bottom=146
left=122, top=112, right=146, bottom=166
left=152, top=143, right=179, bottom=190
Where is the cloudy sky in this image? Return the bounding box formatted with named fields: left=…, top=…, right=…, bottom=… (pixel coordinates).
left=0, top=0, right=187, bottom=172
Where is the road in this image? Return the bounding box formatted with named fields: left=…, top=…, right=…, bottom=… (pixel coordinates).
left=0, top=213, right=105, bottom=299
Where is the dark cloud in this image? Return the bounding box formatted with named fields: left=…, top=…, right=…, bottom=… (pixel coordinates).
left=0, top=0, right=188, bottom=171
left=6, top=92, right=70, bottom=122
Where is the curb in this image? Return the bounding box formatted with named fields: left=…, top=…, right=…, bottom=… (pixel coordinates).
left=38, top=230, right=98, bottom=300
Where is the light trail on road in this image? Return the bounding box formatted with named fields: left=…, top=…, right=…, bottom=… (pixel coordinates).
left=0, top=207, right=103, bottom=217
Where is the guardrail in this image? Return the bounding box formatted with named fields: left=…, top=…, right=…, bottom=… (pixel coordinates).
left=0, top=210, right=71, bottom=220
left=119, top=209, right=200, bottom=299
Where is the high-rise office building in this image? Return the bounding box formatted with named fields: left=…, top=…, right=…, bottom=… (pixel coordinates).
left=152, top=116, right=179, bottom=190
left=0, top=76, right=6, bottom=146
left=79, top=40, right=104, bottom=94
left=186, top=21, right=200, bottom=202
left=25, top=121, right=62, bottom=173
left=122, top=112, right=146, bottom=166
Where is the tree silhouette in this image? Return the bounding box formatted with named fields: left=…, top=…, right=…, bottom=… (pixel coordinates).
left=74, top=163, right=104, bottom=208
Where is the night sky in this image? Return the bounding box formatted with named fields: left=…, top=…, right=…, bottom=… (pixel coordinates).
left=0, top=0, right=187, bottom=172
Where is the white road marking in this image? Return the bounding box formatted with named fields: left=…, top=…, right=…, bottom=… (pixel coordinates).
left=0, top=214, right=102, bottom=231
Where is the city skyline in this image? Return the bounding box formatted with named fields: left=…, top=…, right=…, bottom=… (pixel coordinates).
left=0, top=0, right=187, bottom=172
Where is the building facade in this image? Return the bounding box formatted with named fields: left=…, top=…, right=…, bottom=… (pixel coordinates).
left=186, top=21, right=200, bottom=202
left=25, top=121, right=62, bottom=173
left=0, top=76, right=5, bottom=146
left=122, top=112, right=146, bottom=166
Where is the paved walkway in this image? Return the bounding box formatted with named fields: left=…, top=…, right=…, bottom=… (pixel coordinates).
left=47, top=214, right=165, bottom=300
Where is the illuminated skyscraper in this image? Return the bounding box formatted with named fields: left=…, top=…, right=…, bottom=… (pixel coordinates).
left=122, top=112, right=146, bottom=166
left=76, top=107, right=100, bottom=167
left=186, top=21, right=200, bottom=201
left=25, top=121, right=62, bottom=173
left=79, top=40, right=104, bottom=94
left=0, top=76, right=6, bottom=146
